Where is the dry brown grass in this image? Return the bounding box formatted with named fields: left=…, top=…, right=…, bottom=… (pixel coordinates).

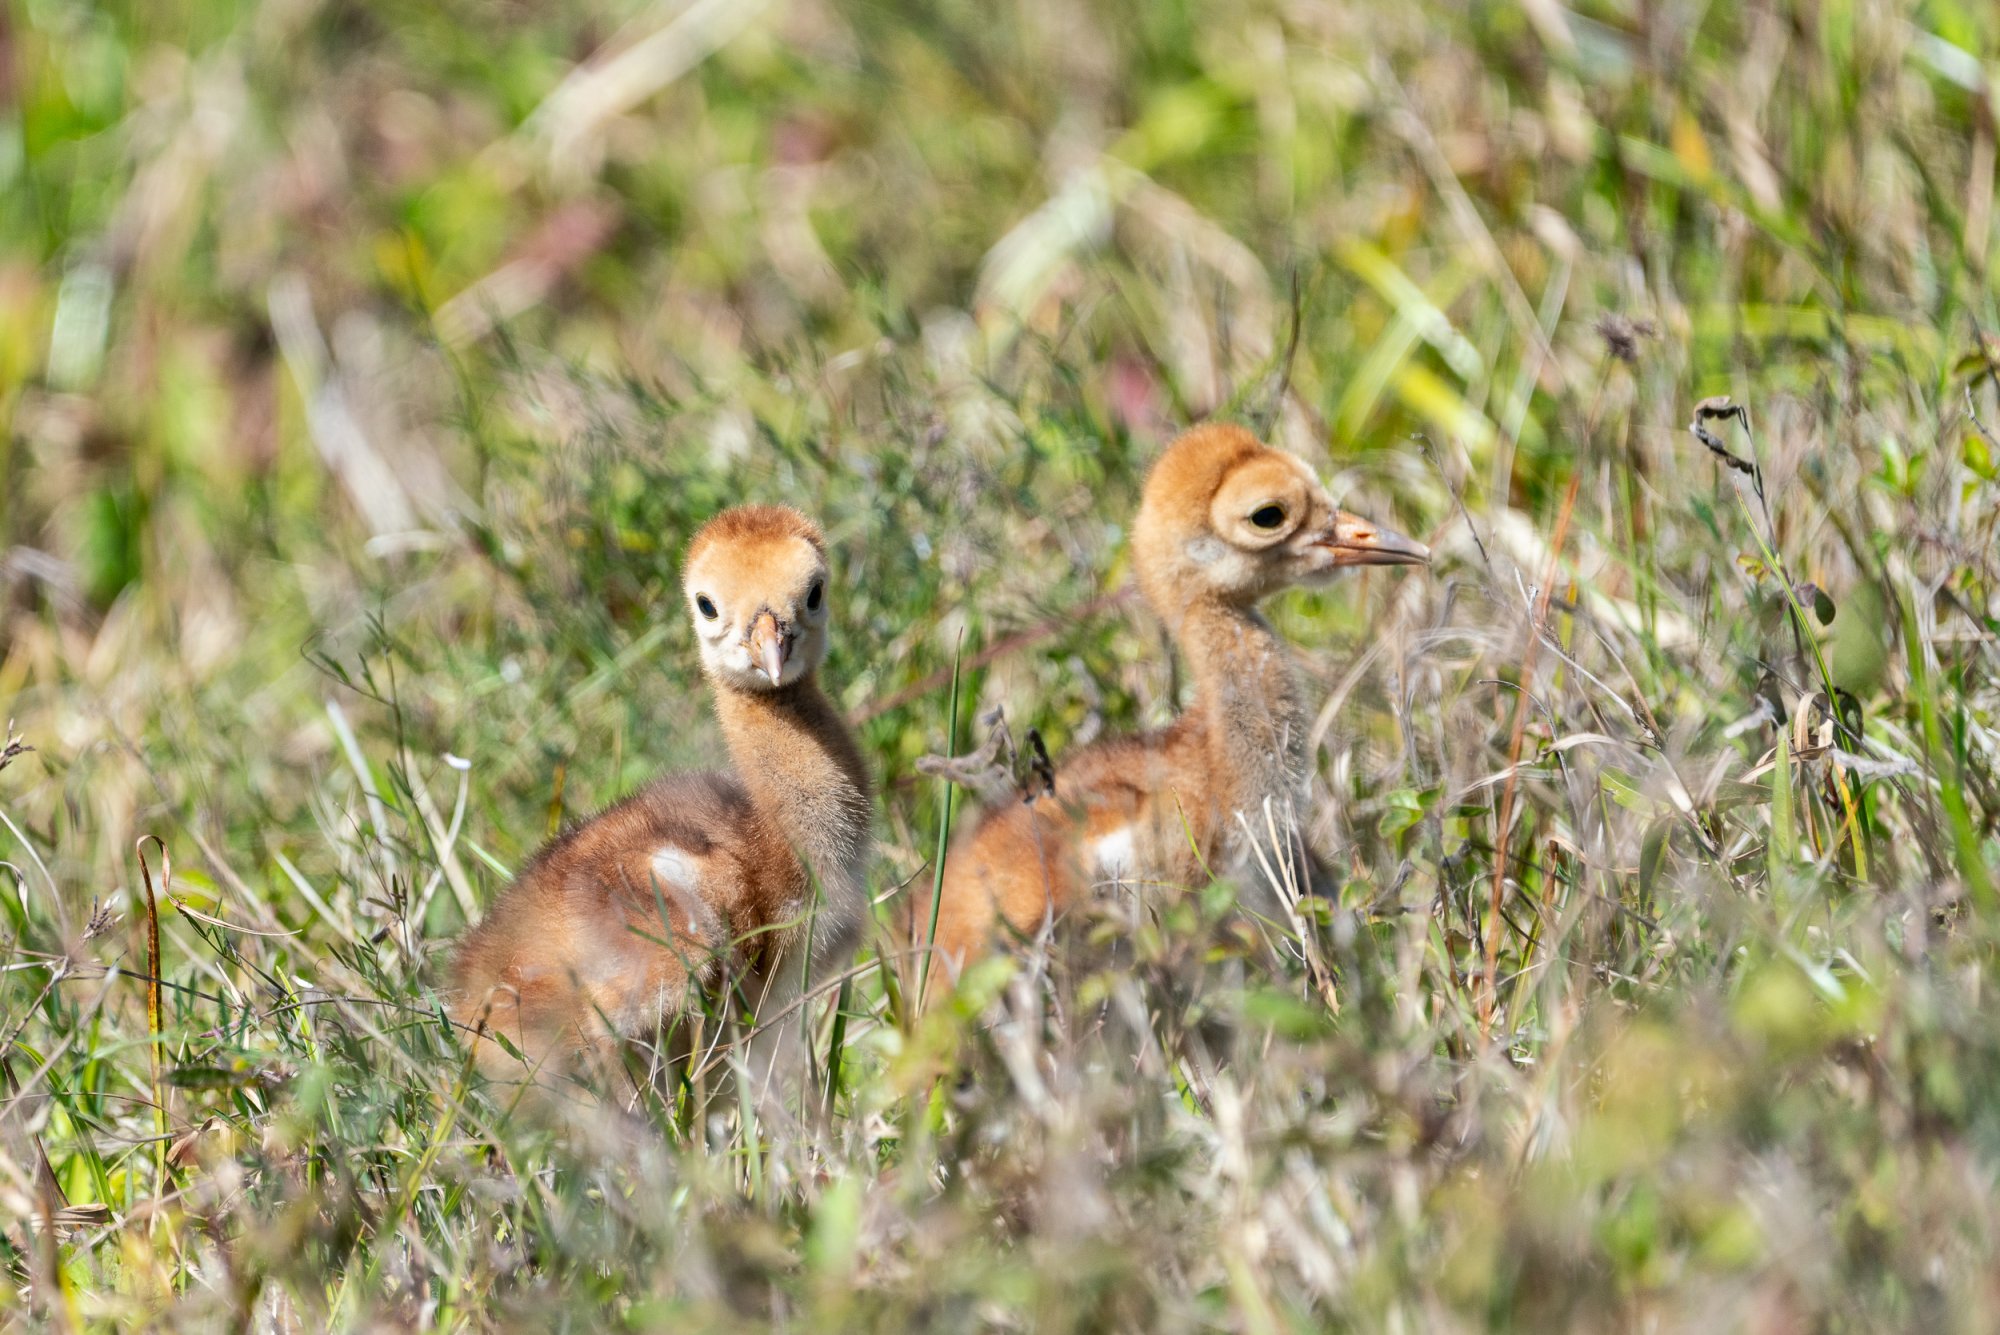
left=3, top=0, right=1999, bottom=1327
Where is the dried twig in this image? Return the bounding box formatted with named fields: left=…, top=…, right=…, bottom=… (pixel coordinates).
left=1595, top=314, right=1656, bottom=365
left=0, top=727, right=32, bottom=775
left=1967, top=385, right=2000, bottom=452
left=1481, top=469, right=1582, bottom=1043
left=1023, top=729, right=1057, bottom=802
left=1251, top=268, right=1306, bottom=437
left=136, top=837, right=172, bottom=1196
left=1688, top=396, right=1761, bottom=483
left=1419, top=434, right=1488, bottom=567
left=916, top=707, right=1017, bottom=806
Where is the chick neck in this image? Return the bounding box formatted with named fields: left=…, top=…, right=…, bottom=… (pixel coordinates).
left=710, top=672, right=873, bottom=906
left=1154, top=584, right=1311, bottom=833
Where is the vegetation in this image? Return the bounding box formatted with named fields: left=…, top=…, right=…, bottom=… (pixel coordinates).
left=4, top=0, right=2000, bottom=1326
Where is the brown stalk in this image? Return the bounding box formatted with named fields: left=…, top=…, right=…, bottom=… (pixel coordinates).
left=1480, top=470, right=1582, bottom=1041
left=136, top=836, right=171, bottom=1195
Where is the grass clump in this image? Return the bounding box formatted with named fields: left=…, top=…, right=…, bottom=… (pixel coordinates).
left=4, top=0, right=2000, bottom=1328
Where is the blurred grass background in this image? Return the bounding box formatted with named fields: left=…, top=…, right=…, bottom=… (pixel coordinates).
left=4, top=0, right=2000, bottom=1327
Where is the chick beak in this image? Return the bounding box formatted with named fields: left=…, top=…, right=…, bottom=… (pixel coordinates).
left=747, top=610, right=789, bottom=685
left=1320, top=510, right=1431, bottom=567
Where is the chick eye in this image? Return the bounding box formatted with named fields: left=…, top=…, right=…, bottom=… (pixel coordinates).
left=1249, top=504, right=1287, bottom=530
left=807, top=580, right=824, bottom=611
left=695, top=595, right=718, bottom=620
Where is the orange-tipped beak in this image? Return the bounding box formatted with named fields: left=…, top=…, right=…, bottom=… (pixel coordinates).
left=747, top=610, right=789, bottom=684
left=1321, top=510, right=1430, bottom=567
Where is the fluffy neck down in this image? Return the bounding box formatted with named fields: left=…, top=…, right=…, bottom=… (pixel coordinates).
left=711, top=675, right=873, bottom=914
left=1168, top=593, right=1311, bottom=832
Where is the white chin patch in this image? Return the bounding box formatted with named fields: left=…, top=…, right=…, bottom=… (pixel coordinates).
left=714, top=648, right=778, bottom=689
left=1089, top=827, right=1138, bottom=882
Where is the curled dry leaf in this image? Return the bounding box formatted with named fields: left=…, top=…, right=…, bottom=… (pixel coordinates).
left=1689, top=397, right=1759, bottom=477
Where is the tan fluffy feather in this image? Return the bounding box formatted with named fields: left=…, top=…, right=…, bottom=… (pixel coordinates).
left=451, top=505, right=871, bottom=1081
left=924, top=425, right=1427, bottom=976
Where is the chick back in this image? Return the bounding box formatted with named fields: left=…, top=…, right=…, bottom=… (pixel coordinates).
left=450, top=771, right=806, bottom=1073
left=925, top=712, right=1226, bottom=970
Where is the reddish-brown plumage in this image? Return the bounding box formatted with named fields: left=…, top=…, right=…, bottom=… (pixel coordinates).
left=924, top=425, right=1427, bottom=976
left=451, top=505, right=871, bottom=1081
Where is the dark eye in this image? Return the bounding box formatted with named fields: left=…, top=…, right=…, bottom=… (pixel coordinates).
left=695, top=595, right=718, bottom=620
left=807, top=580, right=823, bottom=611
left=1250, top=504, right=1287, bottom=530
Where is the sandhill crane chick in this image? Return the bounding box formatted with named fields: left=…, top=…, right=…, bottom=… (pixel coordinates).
left=453, top=505, right=872, bottom=1093
left=926, top=424, right=1427, bottom=974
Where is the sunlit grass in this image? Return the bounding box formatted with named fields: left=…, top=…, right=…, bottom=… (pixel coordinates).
left=4, top=0, right=2000, bottom=1327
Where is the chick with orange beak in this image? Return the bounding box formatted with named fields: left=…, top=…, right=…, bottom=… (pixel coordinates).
left=923, top=424, right=1428, bottom=977
left=452, top=505, right=871, bottom=1095
left=685, top=513, right=832, bottom=693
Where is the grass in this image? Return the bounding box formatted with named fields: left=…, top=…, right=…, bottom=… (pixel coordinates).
left=3, top=0, right=2000, bottom=1327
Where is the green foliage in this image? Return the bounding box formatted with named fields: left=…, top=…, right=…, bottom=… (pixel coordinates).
left=3, top=0, right=2000, bottom=1328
